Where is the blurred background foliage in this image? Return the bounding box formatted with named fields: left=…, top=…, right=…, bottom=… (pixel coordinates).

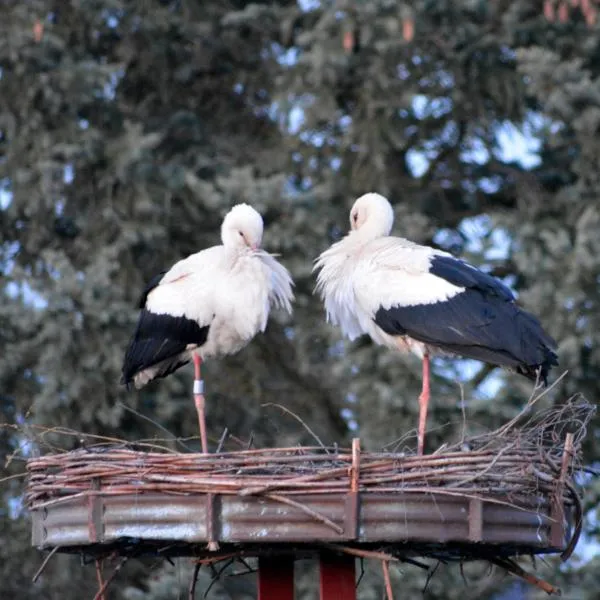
left=1, top=0, right=599, bottom=598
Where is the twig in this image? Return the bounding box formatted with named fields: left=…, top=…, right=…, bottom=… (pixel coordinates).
left=458, top=382, right=468, bottom=447
left=422, top=560, right=440, bottom=593
left=448, top=445, right=511, bottom=488
left=189, top=562, right=201, bottom=599
left=194, top=552, right=243, bottom=566
left=351, top=438, right=360, bottom=492
left=92, top=557, right=128, bottom=600
left=0, top=471, right=28, bottom=483
left=319, top=543, right=399, bottom=563
left=25, top=424, right=179, bottom=452
left=382, top=560, right=394, bottom=600
left=95, top=560, right=105, bottom=600
left=203, top=558, right=234, bottom=599
left=401, top=557, right=429, bottom=570
left=266, top=493, right=344, bottom=534
left=117, top=402, right=193, bottom=452
left=495, top=371, right=569, bottom=438
left=561, top=482, right=583, bottom=561
left=32, top=546, right=59, bottom=583
left=226, top=557, right=256, bottom=577
left=491, top=558, right=560, bottom=595
left=262, top=403, right=326, bottom=449
left=215, top=428, right=228, bottom=454
left=356, top=558, right=365, bottom=589
left=236, top=557, right=254, bottom=573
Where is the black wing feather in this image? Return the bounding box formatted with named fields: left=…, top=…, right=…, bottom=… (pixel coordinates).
left=137, top=271, right=167, bottom=309
left=374, top=255, right=558, bottom=383
left=429, top=255, right=514, bottom=300
left=121, top=310, right=210, bottom=388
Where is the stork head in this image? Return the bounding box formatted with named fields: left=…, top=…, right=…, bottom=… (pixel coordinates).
left=349, top=193, right=394, bottom=239
left=221, top=203, right=264, bottom=251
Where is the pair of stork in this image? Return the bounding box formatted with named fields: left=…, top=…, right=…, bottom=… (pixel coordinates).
left=121, top=193, right=558, bottom=455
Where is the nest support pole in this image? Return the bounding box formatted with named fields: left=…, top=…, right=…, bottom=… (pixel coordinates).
left=256, top=554, right=356, bottom=600
left=257, top=556, right=295, bottom=600
left=319, top=553, right=356, bottom=600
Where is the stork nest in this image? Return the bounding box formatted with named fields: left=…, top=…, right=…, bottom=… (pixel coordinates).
left=26, top=395, right=592, bottom=538
left=26, top=406, right=586, bottom=508
left=17, top=392, right=595, bottom=598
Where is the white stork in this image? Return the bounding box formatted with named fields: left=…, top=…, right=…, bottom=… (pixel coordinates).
left=121, top=203, right=294, bottom=453
left=314, top=193, right=558, bottom=455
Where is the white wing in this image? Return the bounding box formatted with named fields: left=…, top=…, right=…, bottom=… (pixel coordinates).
left=145, top=246, right=224, bottom=325
left=352, top=238, right=463, bottom=315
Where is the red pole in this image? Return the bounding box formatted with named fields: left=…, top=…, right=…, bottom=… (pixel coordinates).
left=319, top=553, right=356, bottom=600
left=257, top=556, right=295, bottom=600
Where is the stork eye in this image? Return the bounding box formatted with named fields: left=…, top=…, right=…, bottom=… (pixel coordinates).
left=239, top=231, right=244, bottom=236
left=352, top=212, right=358, bottom=222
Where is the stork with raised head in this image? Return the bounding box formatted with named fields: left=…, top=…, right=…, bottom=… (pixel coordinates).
left=121, top=204, right=294, bottom=453
left=314, top=192, right=558, bottom=455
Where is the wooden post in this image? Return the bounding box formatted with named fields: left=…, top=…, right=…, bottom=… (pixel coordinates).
left=319, top=553, right=356, bottom=600
left=258, top=556, right=295, bottom=600
left=551, top=432, right=575, bottom=549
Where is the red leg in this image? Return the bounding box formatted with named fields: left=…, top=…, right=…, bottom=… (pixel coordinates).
left=193, top=353, right=208, bottom=454
left=417, top=354, right=430, bottom=455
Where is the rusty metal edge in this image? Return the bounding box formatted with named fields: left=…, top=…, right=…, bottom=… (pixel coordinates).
left=31, top=491, right=569, bottom=556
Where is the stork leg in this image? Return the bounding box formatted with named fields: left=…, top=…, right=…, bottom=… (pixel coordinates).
left=193, top=352, right=208, bottom=454
left=417, top=354, right=430, bottom=455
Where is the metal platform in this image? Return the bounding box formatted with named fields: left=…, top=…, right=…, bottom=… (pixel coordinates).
left=31, top=490, right=569, bottom=559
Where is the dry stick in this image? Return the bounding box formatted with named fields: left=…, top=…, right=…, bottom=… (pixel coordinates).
left=558, top=434, right=575, bottom=555
left=231, top=557, right=255, bottom=576
left=32, top=546, right=59, bottom=583
left=24, top=424, right=179, bottom=454
left=265, top=493, right=344, bottom=534
left=92, top=557, right=128, bottom=600
left=203, top=558, right=235, bottom=599
left=547, top=432, right=575, bottom=556
left=495, top=371, right=569, bottom=439
left=28, top=462, right=561, bottom=490
left=239, top=460, right=391, bottom=496
left=189, top=560, right=202, bottom=599
left=351, top=438, right=361, bottom=492
left=491, top=558, right=560, bottom=596
left=0, top=471, right=29, bottom=483
left=195, top=552, right=242, bottom=566
left=215, top=428, right=229, bottom=454
left=458, top=382, right=468, bottom=448
left=95, top=560, right=105, bottom=600
left=28, top=465, right=570, bottom=509
left=27, top=446, right=533, bottom=472
left=562, top=481, right=584, bottom=562
left=319, top=543, right=400, bottom=563
left=382, top=560, right=394, bottom=600
left=261, top=403, right=327, bottom=449
left=446, top=446, right=512, bottom=488
left=117, top=402, right=193, bottom=452
left=235, top=452, right=520, bottom=497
